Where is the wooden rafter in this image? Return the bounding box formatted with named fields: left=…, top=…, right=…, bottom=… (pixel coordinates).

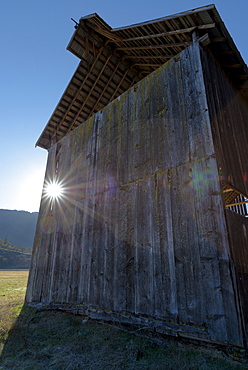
left=226, top=200, right=248, bottom=207
left=221, top=181, right=248, bottom=207
left=116, top=42, right=191, bottom=51
left=120, top=23, right=215, bottom=43
left=123, top=55, right=174, bottom=59
left=67, top=51, right=116, bottom=133
left=121, top=26, right=196, bottom=42
left=52, top=42, right=109, bottom=139
left=88, top=56, right=126, bottom=116
left=85, top=20, right=123, bottom=42
left=104, top=65, right=135, bottom=104
left=223, top=64, right=242, bottom=69
left=134, top=63, right=161, bottom=67
left=211, top=37, right=226, bottom=43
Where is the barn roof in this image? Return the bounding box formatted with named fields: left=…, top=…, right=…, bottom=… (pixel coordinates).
left=36, top=4, right=248, bottom=149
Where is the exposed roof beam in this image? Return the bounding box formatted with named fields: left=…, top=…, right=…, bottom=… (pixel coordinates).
left=104, top=65, right=136, bottom=103
left=36, top=6, right=248, bottom=150
left=67, top=51, right=116, bottom=133
left=116, top=42, right=191, bottom=51
left=211, top=37, right=226, bottom=43
left=216, top=51, right=235, bottom=56
left=134, top=63, right=161, bottom=67
left=239, top=81, right=248, bottom=89
left=88, top=57, right=126, bottom=116
left=111, top=4, right=215, bottom=31
left=85, top=21, right=123, bottom=42
left=123, top=55, right=174, bottom=59
left=52, top=42, right=108, bottom=140
left=120, top=24, right=215, bottom=43
left=223, top=64, right=242, bottom=68
left=237, top=75, right=248, bottom=80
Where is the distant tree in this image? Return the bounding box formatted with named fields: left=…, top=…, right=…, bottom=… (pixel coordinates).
left=3, top=237, right=9, bottom=247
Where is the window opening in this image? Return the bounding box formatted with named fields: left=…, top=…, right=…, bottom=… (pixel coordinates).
left=221, top=181, right=248, bottom=217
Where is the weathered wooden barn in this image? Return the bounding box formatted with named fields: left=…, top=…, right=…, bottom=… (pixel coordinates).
left=26, top=5, right=248, bottom=347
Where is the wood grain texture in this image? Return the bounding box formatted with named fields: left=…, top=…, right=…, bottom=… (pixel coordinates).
left=225, top=210, right=248, bottom=342
left=201, top=47, right=248, bottom=344
left=26, top=42, right=244, bottom=346
left=201, top=48, right=248, bottom=195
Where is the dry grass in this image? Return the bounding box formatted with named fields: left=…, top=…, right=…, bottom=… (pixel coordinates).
left=0, top=270, right=247, bottom=369
left=0, top=270, right=29, bottom=351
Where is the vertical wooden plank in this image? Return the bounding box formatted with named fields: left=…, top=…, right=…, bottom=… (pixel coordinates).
left=170, top=163, right=204, bottom=324
left=163, top=57, right=190, bottom=169
left=226, top=210, right=248, bottom=341
left=181, top=42, right=215, bottom=161
left=201, top=47, right=248, bottom=195
left=156, top=172, right=178, bottom=320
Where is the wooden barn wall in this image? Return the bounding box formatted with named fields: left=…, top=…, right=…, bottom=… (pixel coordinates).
left=201, top=48, right=248, bottom=195
left=26, top=42, right=243, bottom=345
left=201, top=48, right=248, bottom=343
left=225, top=210, right=248, bottom=341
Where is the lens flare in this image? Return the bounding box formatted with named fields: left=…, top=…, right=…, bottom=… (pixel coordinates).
left=45, top=181, right=63, bottom=199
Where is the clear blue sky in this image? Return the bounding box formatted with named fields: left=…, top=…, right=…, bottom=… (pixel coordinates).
left=1, top=0, right=247, bottom=212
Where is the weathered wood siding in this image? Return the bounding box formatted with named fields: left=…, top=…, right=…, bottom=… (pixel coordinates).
left=26, top=42, right=243, bottom=345
left=201, top=48, right=248, bottom=343
left=225, top=210, right=248, bottom=341
left=201, top=48, right=248, bottom=195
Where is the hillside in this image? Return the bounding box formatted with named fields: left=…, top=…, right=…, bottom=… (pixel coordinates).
left=0, top=239, right=32, bottom=269
left=0, top=209, right=38, bottom=248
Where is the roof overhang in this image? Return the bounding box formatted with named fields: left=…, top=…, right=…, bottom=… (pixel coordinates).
left=36, top=4, right=248, bottom=149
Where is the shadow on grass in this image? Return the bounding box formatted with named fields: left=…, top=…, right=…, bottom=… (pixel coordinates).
left=0, top=305, right=245, bottom=370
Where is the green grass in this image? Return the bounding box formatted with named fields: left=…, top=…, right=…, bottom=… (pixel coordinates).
left=0, top=270, right=247, bottom=369
left=0, top=270, right=29, bottom=349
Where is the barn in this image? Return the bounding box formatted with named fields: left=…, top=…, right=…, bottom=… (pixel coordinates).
left=26, top=5, right=248, bottom=347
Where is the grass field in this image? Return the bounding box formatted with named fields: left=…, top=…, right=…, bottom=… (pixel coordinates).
left=0, top=270, right=29, bottom=351
left=0, top=270, right=247, bottom=369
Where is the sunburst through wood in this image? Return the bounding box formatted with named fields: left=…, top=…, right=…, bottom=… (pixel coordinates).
left=45, top=181, right=63, bottom=199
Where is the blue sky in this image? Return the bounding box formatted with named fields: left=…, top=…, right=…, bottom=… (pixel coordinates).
left=0, top=0, right=247, bottom=212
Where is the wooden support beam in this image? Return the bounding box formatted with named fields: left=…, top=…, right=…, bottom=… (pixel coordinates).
left=238, top=81, right=248, bottom=89
left=223, top=64, right=242, bottom=69
left=237, top=75, right=248, bottom=80
left=52, top=42, right=108, bottom=139
left=198, top=33, right=210, bottom=47
left=88, top=57, right=126, bottom=116
left=123, top=55, right=174, bottom=59
left=210, top=37, right=226, bottom=43
left=191, top=31, right=198, bottom=43
left=134, top=63, right=161, bottom=67
left=67, top=51, right=116, bottom=133
left=108, top=65, right=135, bottom=102
left=226, top=200, right=248, bottom=207
left=198, top=23, right=215, bottom=30
left=116, top=42, right=191, bottom=51
left=216, top=51, right=235, bottom=55
left=73, top=44, right=134, bottom=84
left=85, top=20, right=123, bottom=42
left=120, top=24, right=215, bottom=43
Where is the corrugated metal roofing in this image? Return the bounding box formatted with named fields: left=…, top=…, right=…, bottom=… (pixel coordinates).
left=36, top=4, right=248, bottom=149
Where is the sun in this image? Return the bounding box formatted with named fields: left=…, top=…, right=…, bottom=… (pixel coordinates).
left=45, top=181, right=64, bottom=199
